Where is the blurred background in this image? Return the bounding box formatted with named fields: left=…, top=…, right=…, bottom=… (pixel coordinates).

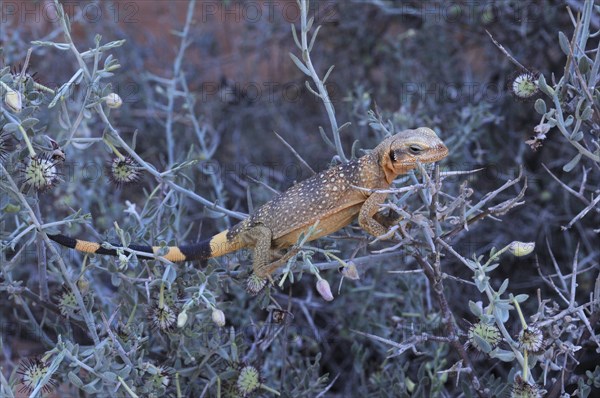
left=1, top=1, right=599, bottom=397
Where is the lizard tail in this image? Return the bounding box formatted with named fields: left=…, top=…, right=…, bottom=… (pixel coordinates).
left=47, top=229, right=242, bottom=262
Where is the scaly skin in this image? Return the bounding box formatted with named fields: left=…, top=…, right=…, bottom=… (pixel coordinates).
left=48, top=127, right=448, bottom=294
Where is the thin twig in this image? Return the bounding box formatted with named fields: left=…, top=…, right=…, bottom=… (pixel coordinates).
left=562, top=194, right=600, bottom=230
left=542, top=164, right=590, bottom=205
left=164, top=0, right=196, bottom=165
left=486, top=30, right=530, bottom=72
left=273, top=131, right=316, bottom=175
left=297, top=0, right=347, bottom=162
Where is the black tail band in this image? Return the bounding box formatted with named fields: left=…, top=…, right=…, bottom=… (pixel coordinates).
left=177, top=240, right=212, bottom=261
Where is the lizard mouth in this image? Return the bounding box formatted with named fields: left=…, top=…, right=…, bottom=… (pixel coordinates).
left=421, top=144, right=448, bottom=163
left=434, top=144, right=449, bottom=160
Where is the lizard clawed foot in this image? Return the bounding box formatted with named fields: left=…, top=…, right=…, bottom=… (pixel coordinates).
left=247, top=246, right=301, bottom=296
left=246, top=274, right=268, bottom=296
left=368, top=225, right=399, bottom=244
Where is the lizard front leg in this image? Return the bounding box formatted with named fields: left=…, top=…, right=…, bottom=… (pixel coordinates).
left=358, top=192, right=392, bottom=238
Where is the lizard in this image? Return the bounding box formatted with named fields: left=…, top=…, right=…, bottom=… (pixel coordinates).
left=47, top=127, right=448, bottom=294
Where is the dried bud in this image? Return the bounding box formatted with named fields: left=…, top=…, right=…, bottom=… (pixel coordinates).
left=17, top=358, right=57, bottom=395
left=316, top=279, right=334, bottom=301
left=107, top=156, right=141, bottom=186
left=48, top=138, right=66, bottom=162
left=467, top=321, right=501, bottom=353
left=509, top=241, right=535, bottom=257
left=147, top=303, right=176, bottom=332
left=340, top=261, right=360, bottom=280
left=511, top=375, right=542, bottom=398
left=510, top=72, right=539, bottom=100
left=77, top=277, right=90, bottom=294
left=147, top=365, right=172, bottom=389
left=104, top=93, right=123, bottom=109
left=211, top=308, right=226, bottom=327
left=117, top=253, right=129, bottom=269
left=236, top=366, right=260, bottom=396
left=518, top=326, right=544, bottom=353
left=4, top=88, right=22, bottom=113
left=177, top=310, right=188, bottom=328
left=22, top=154, right=61, bottom=191
left=57, top=288, right=78, bottom=317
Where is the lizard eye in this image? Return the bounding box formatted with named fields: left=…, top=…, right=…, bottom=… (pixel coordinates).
left=408, top=144, right=423, bottom=155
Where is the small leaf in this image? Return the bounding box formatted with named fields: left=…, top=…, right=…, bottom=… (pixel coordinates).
left=72, top=140, right=95, bottom=150
left=571, top=130, right=584, bottom=141
left=558, top=31, right=571, bottom=55
left=104, top=54, right=114, bottom=68
left=474, top=271, right=489, bottom=293
left=162, top=264, right=177, bottom=285
left=97, top=71, right=114, bottom=79
left=289, top=52, right=310, bottom=75
left=111, top=273, right=122, bottom=287
left=534, top=98, right=546, bottom=114
left=579, top=56, right=591, bottom=74
left=306, top=16, right=314, bottom=32
left=513, top=294, right=529, bottom=303
left=486, top=262, right=499, bottom=272
left=98, top=40, right=126, bottom=52
left=489, top=348, right=516, bottom=362
left=498, top=279, right=509, bottom=295
left=537, top=74, right=554, bottom=96
left=81, top=347, right=96, bottom=357
left=64, top=11, right=72, bottom=33
left=581, top=106, right=593, bottom=121
left=68, top=371, right=84, bottom=388
left=564, top=114, right=574, bottom=126
left=473, top=334, right=493, bottom=354
left=495, top=300, right=512, bottom=311
left=563, top=153, right=582, bottom=172
left=2, top=122, right=19, bottom=132
left=309, top=25, right=322, bottom=52
left=318, top=126, right=334, bottom=148
left=21, top=118, right=39, bottom=129
left=291, top=24, right=301, bottom=49
left=495, top=306, right=509, bottom=322
left=323, top=65, right=335, bottom=83
left=469, top=300, right=483, bottom=317
left=304, top=80, right=320, bottom=97
left=82, top=378, right=101, bottom=394
left=103, top=372, right=117, bottom=382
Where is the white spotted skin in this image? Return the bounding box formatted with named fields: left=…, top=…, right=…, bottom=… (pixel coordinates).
left=249, top=155, right=384, bottom=247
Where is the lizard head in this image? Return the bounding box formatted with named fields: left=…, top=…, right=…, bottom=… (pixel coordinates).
left=377, top=127, right=448, bottom=184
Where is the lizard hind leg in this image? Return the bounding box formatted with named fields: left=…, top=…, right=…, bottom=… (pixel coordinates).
left=243, top=224, right=275, bottom=295
left=247, top=246, right=302, bottom=295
